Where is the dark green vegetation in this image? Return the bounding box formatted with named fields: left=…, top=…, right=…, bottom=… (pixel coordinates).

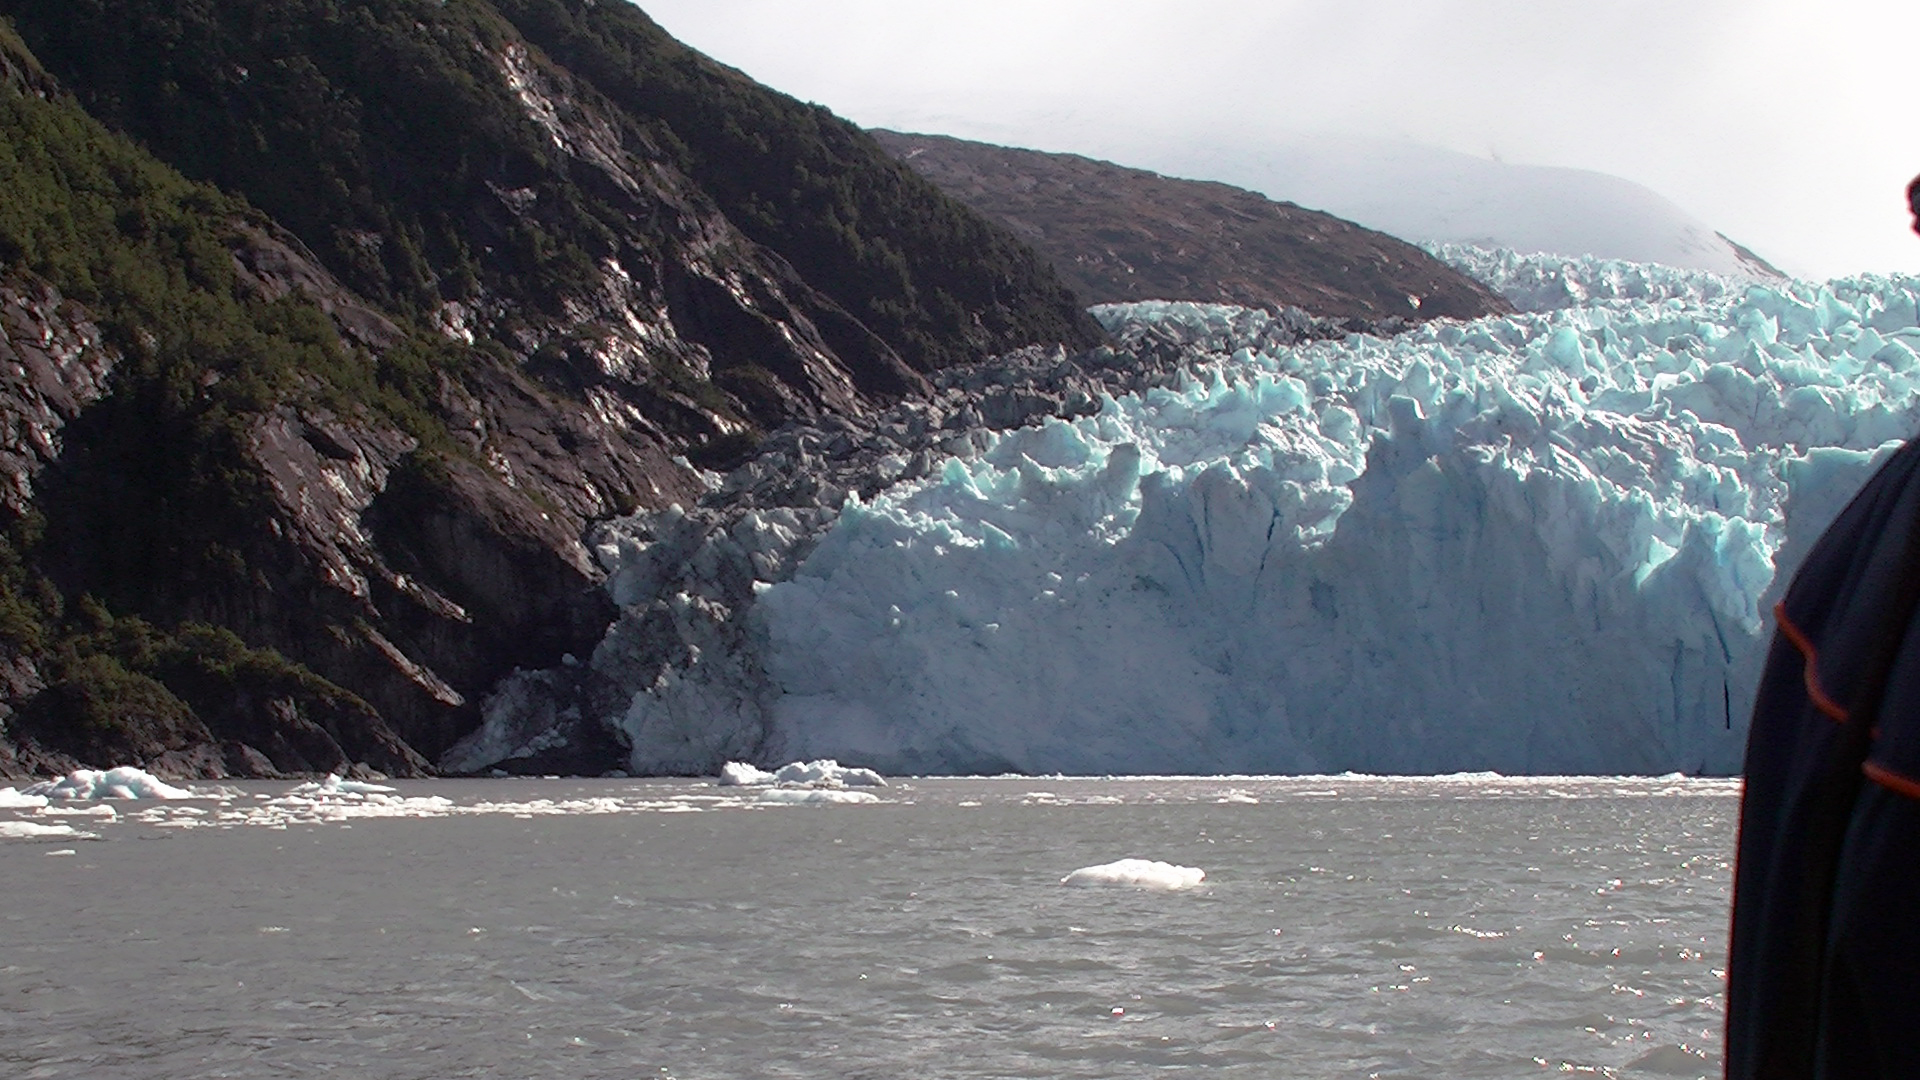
left=3, top=0, right=1102, bottom=375
left=488, top=0, right=1103, bottom=370
left=0, top=22, right=431, bottom=775
left=0, top=4, right=1104, bottom=778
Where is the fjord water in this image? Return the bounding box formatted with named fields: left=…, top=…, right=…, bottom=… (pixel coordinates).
left=2, top=776, right=1733, bottom=1079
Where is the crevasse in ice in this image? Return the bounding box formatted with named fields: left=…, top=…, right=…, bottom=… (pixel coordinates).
left=587, top=249, right=1920, bottom=776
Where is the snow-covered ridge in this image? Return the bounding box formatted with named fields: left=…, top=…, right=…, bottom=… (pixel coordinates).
left=466, top=250, right=1920, bottom=777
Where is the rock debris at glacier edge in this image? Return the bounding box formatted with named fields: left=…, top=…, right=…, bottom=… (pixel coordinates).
left=451, top=248, right=1920, bottom=777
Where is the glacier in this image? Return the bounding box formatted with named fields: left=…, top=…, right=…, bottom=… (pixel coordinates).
left=456, top=249, right=1920, bottom=777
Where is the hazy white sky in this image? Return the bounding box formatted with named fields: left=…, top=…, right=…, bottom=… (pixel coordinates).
left=638, top=0, right=1920, bottom=280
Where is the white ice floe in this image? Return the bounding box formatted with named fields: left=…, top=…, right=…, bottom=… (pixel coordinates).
left=1061, top=859, right=1207, bottom=890
left=0, top=774, right=1738, bottom=836
left=755, top=787, right=882, bottom=804
left=25, top=767, right=195, bottom=800
left=36, top=804, right=116, bottom=817
left=717, top=761, right=777, bottom=786
left=718, top=760, right=887, bottom=788
left=0, top=820, right=97, bottom=841
left=285, top=775, right=399, bottom=797
left=773, top=760, right=887, bottom=787
left=268, top=776, right=448, bottom=818
left=0, top=787, right=48, bottom=808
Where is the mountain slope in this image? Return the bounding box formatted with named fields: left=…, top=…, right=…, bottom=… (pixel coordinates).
left=1, top=0, right=1103, bottom=403
left=872, top=130, right=1510, bottom=323
left=487, top=0, right=1105, bottom=371
left=1, top=21, right=437, bottom=776
left=0, top=6, right=1105, bottom=779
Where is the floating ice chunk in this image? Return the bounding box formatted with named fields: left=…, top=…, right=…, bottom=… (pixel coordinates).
left=0, top=786, right=48, bottom=808
left=0, top=820, right=96, bottom=840
left=716, top=760, right=884, bottom=787
left=26, top=767, right=195, bottom=800
left=36, top=804, right=116, bottom=817
left=285, top=775, right=398, bottom=798
left=755, top=787, right=881, bottom=804
left=717, top=761, right=777, bottom=786
left=772, top=760, right=887, bottom=787
left=1061, top=859, right=1207, bottom=890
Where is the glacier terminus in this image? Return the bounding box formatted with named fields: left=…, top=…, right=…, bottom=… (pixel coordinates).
left=450, top=249, right=1920, bottom=778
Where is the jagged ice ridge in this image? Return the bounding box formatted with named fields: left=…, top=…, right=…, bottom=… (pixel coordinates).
left=458, top=249, right=1920, bottom=777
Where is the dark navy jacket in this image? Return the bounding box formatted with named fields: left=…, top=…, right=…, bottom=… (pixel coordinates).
left=1727, top=437, right=1920, bottom=1078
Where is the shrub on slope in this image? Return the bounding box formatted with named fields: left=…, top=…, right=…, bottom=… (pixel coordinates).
left=0, top=22, right=438, bottom=775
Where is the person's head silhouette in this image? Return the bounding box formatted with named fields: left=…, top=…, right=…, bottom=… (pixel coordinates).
left=1910, top=174, right=1920, bottom=236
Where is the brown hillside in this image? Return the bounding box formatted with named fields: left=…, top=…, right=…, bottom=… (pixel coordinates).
left=873, top=130, right=1511, bottom=323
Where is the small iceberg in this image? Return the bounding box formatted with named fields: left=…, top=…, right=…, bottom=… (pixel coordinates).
left=285, top=774, right=398, bottom=798
left=717, top=761, right=776, bottom=786
left=0, top=786, right=49, bottom=808
left=0, top=820, right=97, bottom=841
left=25, top=767, right=195, bottom=800
left=717, top=759, right=887, bottom=788
left=1061, top=858, right=1207, bottom=890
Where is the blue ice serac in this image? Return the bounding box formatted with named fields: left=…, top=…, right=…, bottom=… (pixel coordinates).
left=494, top=249, right=1920, bottom=777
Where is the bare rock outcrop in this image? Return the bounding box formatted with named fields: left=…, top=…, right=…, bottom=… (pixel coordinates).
left=0, top=278, right=117, bottom=514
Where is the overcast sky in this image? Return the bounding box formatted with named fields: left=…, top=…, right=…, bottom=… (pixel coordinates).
left=637, top=0, right=1920, bottom=280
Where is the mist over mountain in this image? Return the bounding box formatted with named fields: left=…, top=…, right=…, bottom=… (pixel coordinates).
left=870, top=130, right=1509, bottom=324
left=1110, top=132, right=1786, bottom=279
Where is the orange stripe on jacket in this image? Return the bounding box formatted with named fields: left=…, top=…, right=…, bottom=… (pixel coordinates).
left=1774, top=601, right=1851, bottom=724
left=1864, top=760, right=1920, bottom=800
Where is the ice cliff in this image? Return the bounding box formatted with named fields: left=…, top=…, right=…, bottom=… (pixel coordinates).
left=453, top=250, right=1920, bottom=776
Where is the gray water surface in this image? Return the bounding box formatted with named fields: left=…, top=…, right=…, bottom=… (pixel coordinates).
left=0, top=776, right=1736, bottom=1079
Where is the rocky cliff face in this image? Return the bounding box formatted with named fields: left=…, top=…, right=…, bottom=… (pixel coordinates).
left=872, top=131, right=1510, bottom=323
left=0, top=278, right=115, bottom=516
left=0, top=6, right=1103, bottom=778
